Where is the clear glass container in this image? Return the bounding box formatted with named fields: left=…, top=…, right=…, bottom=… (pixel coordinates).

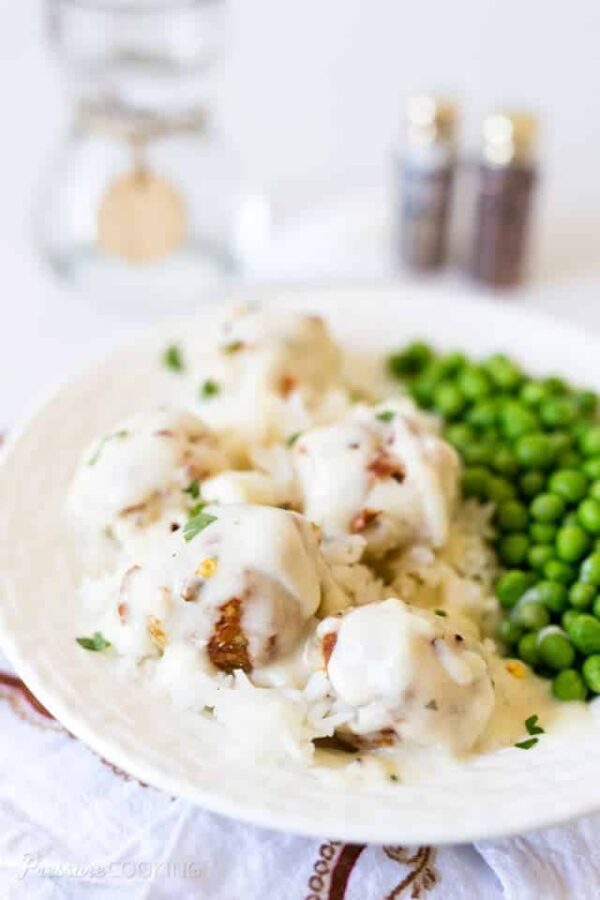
left=35, top=0, right=266, bottom=308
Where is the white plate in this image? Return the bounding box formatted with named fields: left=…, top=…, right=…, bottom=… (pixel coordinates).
left=1, top=283, right=600, bottom=846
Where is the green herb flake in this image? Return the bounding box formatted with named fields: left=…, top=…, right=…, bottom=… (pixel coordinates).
left=184, top=511, right=217, bottom=542
left=187, top=501, right=206, bottom=519
left=184, top=479, right=200, bottom=499
left=87, top=430, right=129, bottom=466
left=200, top=379, right=220, bottom=400
left=222, top=340, right=245, bottom=355
left=425, top=699, right=438, bottom=711
left=388, top=773, right=399, bottom=782
left=163, top=344, right=184, bottom=372
left=76, top=632, right=111, bottom=652
left=376, top=410, right=395, bottom=423
left=525, top=714, right=545, bottom=736
left=515, top=737, right=538, bottom=750
left=434, top=609, right=447, bottom=617
left=287, top=432, right=302, bottom=447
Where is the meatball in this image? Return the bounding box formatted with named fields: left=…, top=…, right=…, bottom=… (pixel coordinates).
left=293, top=400, right=459, bottom=556
left=194, top=310, right=348, bottom=452
left=318, top=598, right=495, bottom=756
left=105, top=505, right=343, bottom=673
left=68, top=408, right=228, bottom=556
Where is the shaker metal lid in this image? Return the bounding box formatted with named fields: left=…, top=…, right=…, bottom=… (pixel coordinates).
left=405, top=94, right=457, bottom=145
left=481, top=111, right=538, bottom=166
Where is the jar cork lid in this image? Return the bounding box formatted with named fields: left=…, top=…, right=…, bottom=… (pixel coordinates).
left=481, top=111, right=537, bottom=166
left=405, top=95, right=457, bottom=146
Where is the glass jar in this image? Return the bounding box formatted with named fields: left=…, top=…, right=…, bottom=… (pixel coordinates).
left=35, top=0, right=267, bottom=308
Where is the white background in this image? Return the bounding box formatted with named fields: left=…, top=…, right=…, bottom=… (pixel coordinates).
left=2, top=0, right=600, bottom=424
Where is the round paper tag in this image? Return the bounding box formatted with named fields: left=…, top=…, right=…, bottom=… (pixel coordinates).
left=98, top=169, right=186, bottom=263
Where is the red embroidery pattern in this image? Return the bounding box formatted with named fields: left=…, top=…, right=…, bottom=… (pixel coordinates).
left=0, top=671, right=64, bottom=732
left=304, top=841, right=438, bottom=899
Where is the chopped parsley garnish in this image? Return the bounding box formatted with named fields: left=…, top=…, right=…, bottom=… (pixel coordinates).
left=188, top=501, right=206, bottom=518
left=376, top=410, right=395, bottom=423
left=222, top=340, right=244, bottom=355
left=76, top=632, right=111, bottom=652
left=184, top=511, right=217, bottom=542
left=163, top=344, right=184, bottom=372
left=434, top=609, right=447, bottom=617
left=184, top=479, right=200, bottom=499
left=425, top=699, right=438, bottom=711
left=525, top=714, right=544, bottom=736
left=200, top=379, right=220, bottom=399
left=287, top=432, right=301, bottom=447
left=388, top=773, right=399, bottom=782
left=87, top=430, right=129, bottom=466
left=515, top=737, right=538, bottom=750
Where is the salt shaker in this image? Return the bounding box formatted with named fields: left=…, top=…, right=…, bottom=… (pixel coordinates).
left=396, top=95, right=458, bottom=272
left=470, top=112, right=538, bottom=288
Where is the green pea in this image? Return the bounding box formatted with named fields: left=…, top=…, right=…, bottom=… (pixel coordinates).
left=445, top=423, right=475, bottom=452
left=530, top=493, right=565, bottom=523
left=540, top=397, right=576, bottom=428
left=467, top=398, right=498, bottom=430
left=543, top=559, right=576, bottom=585
left=498, top=533, right=529, bottom=566
left=457, top=366, right=491, bottom=401
left=515, top=433, right=555, bottom=470
left=569, top=582, right=596, bottom=609
left=462, top=466, right=490, bottom=499
left=463, top=441, right=497, bottom=467
left=555, top=525, right=591, bottom=562
left=527, top=544, right=554, bottom=570
left=577, top=498, right=600, bottom=535
left=495, top=570, right=535, bottom=609
left=433, top=382, right=466, bottom=419
left=548, top=469, right=588, bottom=505
left=562, top=609, right=582, bottom=631
left=438, top=352, right=467, bottom=377
left=520, top=381, right=547, bottom=407
left=499, top=619, right=524, bottom=646
left=582, top=655, right=600, bottom=693
left=579, top=552, right=600, bottom=586
left=530, top=522, right=557, bottom=543
left=588, top=481, right=600, bottom=502
left=387, top=342, right=434, bottom=378
left=533, top=580, right=569, bottom=613
left=593, top=595, right=600, bottom=618
left=492, top=447, right=519, bottom=476
left=543, top=375, right=568, bottom=394
left=518, top=632, right=540, bottom=667
left=512, top=598, right=550, bottom=630
left=574, top=390, right=598, bottom=416
left=486, top=476, right=517, bottom=503
left=552, top=669, right=588, bottom=701
left=496, top=500, right=528, bottom=532
left=499, top=402, right=538, bottom=440
left=579, top=426, right=600, bottom=457
left=537, top=629, right=576, bottom=671
left=566, top=613, right=600, bottom=655
left=410, top=377, right=436, bottom=408
left=520, top=470, right=545, bottom=499
left=485, top=355, right=523, bottom=391
left=583, top=458, right=600, bottom=480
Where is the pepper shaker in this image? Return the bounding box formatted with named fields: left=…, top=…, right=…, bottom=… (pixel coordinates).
left=470, top=112, right=538, bottom=288
left=395, top=95, right=458, bottom=273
